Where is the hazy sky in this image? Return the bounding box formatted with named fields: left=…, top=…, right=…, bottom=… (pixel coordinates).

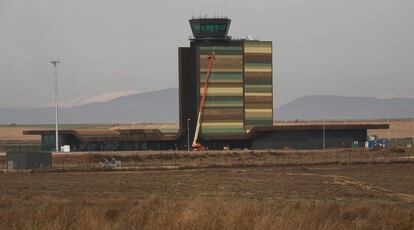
left=1, top=0, right=413, bottom=108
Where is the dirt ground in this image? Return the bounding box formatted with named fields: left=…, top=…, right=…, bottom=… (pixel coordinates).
left=1, top=163, right=414, bottom=229
left=0, top=127, right=40, bottom=141
left=0, top=124, right=114, bottom=141
left=368, top=119, right=414, bottom=139
left=1, top=163, right=413, bottom=203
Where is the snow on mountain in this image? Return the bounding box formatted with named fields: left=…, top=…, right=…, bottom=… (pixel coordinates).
left=46, top=90, right=145, bottom=108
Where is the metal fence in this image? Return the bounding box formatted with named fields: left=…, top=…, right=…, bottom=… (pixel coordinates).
left=0, top=156, right=6, bottom=172
left=48, top=149, right=414, bottom=172
left=2, top=149, right=413, bottom=173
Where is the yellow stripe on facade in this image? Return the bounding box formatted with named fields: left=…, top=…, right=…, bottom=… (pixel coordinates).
left=244, top=47, right=272, bottom=54
left=245, top=109, right=273, bottom=114
left=244, top=68, right=272, bottom=73
left=245, top=112, right=273, bottom=116
left=245, top=93, right=272, bottom=97
left=245, top=113, right=273, bottom=117
left=201, top=87, right=243, bottom=96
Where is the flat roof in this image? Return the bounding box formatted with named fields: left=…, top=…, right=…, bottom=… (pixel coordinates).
left=201, top=123, right=389, bottom=140
left=24, top=123, right=389, bottom=142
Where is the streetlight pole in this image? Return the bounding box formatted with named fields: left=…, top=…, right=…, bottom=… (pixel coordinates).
left=50, top=61, right=60, bottom=152
left=323, top=119, right=326, bottom=150
left=187, top=118, right=190, bottom=151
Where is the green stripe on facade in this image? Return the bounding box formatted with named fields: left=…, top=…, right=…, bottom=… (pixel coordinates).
left=204, top=106, right=243, bottom=110
left=201, top=127, right=245, bottom=134
left=200, top=73, right=243, bottom=81
left=245, top=117, right=273, bottom=122
left=205, top=96, right=244, bottom=102
left=244, top=41, right=272, bottom=47
left=205, top=101, right=243, bottom=107
left=244, top=41, right=273, bottom=133
left=245, top=79, right=272, bottom=85
left=244, top=60, right=272, bottom=64
left=200, top=46, right=242, bottom=51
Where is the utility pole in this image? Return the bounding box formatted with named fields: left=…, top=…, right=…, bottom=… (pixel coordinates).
left=50, top=61, right=60, bottom=152
left=187, top=118, right=190, bottom=151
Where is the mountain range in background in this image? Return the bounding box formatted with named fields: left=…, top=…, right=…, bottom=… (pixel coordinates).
left=1, top=88, right=414, bottom=124
left=46, top=90, right=140, bottom=108
left=0, top=89, right=179, bottom=124
left=277, top=95, right=414, bottom=120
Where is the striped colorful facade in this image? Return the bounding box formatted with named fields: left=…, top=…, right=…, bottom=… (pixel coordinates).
left=244, top=41, right=273, bottom=133
left=198, top=46, right=245, bottom=135
left=198, top=41, right=273, bottom=136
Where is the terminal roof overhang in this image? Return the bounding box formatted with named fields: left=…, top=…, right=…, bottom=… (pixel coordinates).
left=203, top=123, right=389, bottom=140
left=23, top=123, right=389, bottom=142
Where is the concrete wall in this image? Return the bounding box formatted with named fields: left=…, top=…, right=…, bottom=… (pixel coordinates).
left=7, top=151, right=52, bottom=170
left=40, top=129, right=368, bottom=151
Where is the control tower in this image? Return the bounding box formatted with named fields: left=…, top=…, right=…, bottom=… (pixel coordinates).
left=178, top=17, right=273, bottom=149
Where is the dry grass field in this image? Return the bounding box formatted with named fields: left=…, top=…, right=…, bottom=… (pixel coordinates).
left=0, top=124, right=114, bottom=152
left=0, top=124, right=114, bottom=141
left=368, top=119, right=414, bottom=139
left=1, top=162, right=414, bottom=229
left=0, top=127, right=40, bottom=141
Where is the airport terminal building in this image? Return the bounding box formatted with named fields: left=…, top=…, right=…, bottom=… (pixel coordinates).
left=24, top=18, right=389, bottom=151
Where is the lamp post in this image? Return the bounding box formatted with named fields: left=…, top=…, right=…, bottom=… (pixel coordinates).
left=50, top=61, right=60, bottom=152
left=187, top=118, right=190, bottom=151
left=323, top=119, right=326, bottom=150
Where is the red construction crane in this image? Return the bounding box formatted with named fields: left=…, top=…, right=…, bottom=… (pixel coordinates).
left=192, top=52, right=215, bottom=151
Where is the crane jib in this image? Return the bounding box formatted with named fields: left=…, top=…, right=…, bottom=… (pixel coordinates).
left=192, top=52, right=215, bottom=150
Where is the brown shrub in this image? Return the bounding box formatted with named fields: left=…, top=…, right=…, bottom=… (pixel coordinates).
left=390, top=148, right=406, bottom=154
left=0, top=197, right=413, bottom=230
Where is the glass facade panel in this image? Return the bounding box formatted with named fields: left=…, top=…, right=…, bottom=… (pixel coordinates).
left=41, top=134, right=64, bottom=151
left=191, top=23, right=227, bottom=33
